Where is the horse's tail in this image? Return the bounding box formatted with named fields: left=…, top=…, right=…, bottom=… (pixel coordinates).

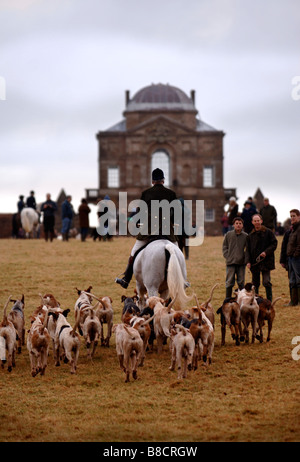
left=165, top=244, right=191, bottom=310
left=21, top=209, right=31, bottom=233
left=21, top=208, right=38, bottom=233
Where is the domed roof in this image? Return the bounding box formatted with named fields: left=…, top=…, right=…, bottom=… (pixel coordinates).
left=125, top=83, right=196, bottom=112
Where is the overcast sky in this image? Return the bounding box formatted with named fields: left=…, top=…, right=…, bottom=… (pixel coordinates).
left=0, top=0, right=299, bottom=227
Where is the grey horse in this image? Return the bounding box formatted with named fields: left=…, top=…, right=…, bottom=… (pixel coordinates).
left=133, top=240, right=191, bottom=310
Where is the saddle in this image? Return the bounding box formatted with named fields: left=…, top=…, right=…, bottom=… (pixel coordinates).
left=132, top=236, right=172, bottom=281
left=132, top=235, right=174, bottom=264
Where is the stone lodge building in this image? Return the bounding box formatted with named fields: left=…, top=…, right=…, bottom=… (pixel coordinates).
left=86, top=83, right=236, bottom=235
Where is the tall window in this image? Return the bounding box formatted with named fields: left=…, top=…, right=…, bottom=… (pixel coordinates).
left=205, top=208, right=215, bottom=222
left=108, top=167, right=119, bottom=188
left=203, top=166, right=215, bottom=188
left=151, top=150, right=170, bottom=186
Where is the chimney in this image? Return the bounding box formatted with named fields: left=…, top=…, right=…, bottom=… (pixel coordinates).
left=190, top=90, right=195, bottom=105
left=125, top=90, right=130, bottom=105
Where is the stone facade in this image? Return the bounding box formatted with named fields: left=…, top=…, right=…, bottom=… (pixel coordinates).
left=0, top=214, right=15, bottom=238
left=87, top=83, right=236, bottom=235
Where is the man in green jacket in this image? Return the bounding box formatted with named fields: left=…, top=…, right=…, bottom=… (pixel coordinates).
left=286, top=209, right=300, bottom=305
left=246, top=214, right=278, bottom=300
left=222, top=217, right=248, bottom=298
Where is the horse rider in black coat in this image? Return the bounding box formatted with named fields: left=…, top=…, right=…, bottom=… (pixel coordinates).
left=115, top=168, right=180, bottom=289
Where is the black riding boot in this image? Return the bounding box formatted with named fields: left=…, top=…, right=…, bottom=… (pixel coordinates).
left=115, top=256, right=134, bottom=289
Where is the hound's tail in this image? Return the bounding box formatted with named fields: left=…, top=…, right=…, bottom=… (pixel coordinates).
left=2, top=295, right=12, bottom=326
left=165, top=244, right=192, bottom=310
left=71, top=311, right=80, bottom=338
left=41, top=309, right=49, bottom=334
left=140, top=313, right=156, bottom=326
left=271, top=297, right=282, bottom=309
left=124, top=325, right=139, bottom=341
left=193, top=294, right=203, bottom=323
left=202, top=283, right=219, bottom=309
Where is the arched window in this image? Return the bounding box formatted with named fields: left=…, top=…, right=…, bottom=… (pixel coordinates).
left=151, top=150, right=170, bottom=186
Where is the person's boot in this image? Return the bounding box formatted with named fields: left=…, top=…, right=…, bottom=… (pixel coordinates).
left=265, top=286, right=272, bottom=302
left=291, top=287, right=298, bottom=306
left=295, top=287, right=300, bottom=306
left=225, top=286, right=232, bottom=299
left=115, top=256, right=134, bottom=289
left=284, top=286, right=293, bottom=306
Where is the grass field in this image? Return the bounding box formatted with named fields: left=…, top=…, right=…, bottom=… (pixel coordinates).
left=0, top=235, right=299, bottom=442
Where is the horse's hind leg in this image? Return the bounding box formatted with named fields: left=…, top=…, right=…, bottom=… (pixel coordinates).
left=147, top=286, right=160, bottom=298
left=135, top=282, right=147, bottom=309
left=159, top=288, right=169, bottom=300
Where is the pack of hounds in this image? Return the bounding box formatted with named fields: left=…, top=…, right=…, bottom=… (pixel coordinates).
left=0, top=283, right=281, bottom=382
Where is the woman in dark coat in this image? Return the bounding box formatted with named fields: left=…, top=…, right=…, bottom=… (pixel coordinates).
left=78, top=199, right=91, bottom=242
left=241, top=200, right=257, bottom=234
left=41, top=193, right=57, bottom=242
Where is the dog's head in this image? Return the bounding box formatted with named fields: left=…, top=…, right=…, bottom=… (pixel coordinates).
left=146, top=296, right=165, bottom=310
left=139, top=306, right=153, bottom=319
left=173, top=311, right=184, bottom=324
left=48, top=308, right=70, bottom=321
left=29, top=315, right=38, bottom=325
left=122, top=296, right=134, bottom=305
left=170, top=323, right=178, bottom=337
left=244, top=283, right=254, bottom=292
left=75, top=285, right=92, bottom=296
left=42, top=293, right=60, bottom=308
left=10, top=294, right=25, bottom=311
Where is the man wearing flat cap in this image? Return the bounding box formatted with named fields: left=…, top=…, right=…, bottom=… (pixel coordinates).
left=115, top=168, right=179, bottom=289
